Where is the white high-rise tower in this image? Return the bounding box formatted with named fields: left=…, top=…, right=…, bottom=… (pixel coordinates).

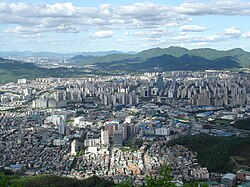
left=71, top=140, right=77, bottom=156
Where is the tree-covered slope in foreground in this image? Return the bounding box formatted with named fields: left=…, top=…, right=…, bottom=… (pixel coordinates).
left=1, top=174, right=114, bottom=187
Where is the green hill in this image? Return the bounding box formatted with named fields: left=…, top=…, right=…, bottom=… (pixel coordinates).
left=136, top=46, right=190, bottom=59
left=232, top=118, right=250, bottom=131
left=136, top=47, right=250, bottom=67
left=69, top=46, right=250, bottom=68
left=167, top=135, right=250, bottom=173
left=0, top=57, right=44, bottom=83
left=133, top=54, right=239, bottom=71
left=0, top=58, right=100, bottom=84
left=0, top=174, right=114, bottom=187
left=95, top=54, right=240, bottom=71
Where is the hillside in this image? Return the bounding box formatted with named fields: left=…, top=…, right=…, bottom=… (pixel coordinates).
left=0, top=57, right=43, bottom=83
left=167, top=135, right=250, bottom=173
left=69, top=46, right=250, bottom=68
left=70, top=55, right=95, bottom=61
left=232, top=118, right=250, bottom=130
left=134, top=54, right=240, bottom=71
left=0, top=174, right=114, bottom=187
left=0, top=58, right=102, bottom=84
left=95, top=54, right=240, bottom=71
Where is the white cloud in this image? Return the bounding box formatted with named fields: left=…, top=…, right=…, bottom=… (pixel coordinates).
left=173, top=26, right=249, bottom=45
left=56, top=23, right=79, bottom=33
left=116, top=38, right=125, bottom=42
left=5, top=26, right=45, bottom=34
left=0, top=2, right=190, bottom=35
left=5, top=1, right=250, bottom=37
left=0, top=1, right=249, bottom=36
left=4, top=23, right=79, bottom=34
left=133, top=28, right=168, bottom=38
left=99, top=4, right=113, bottom=15
left=242, top=32, right=250, bottom=38
left=224, top=27, right=241, bottom=36
left=176, top=0, right=250, bottom=16
left=1, top=0, right=250, bottom=50
left=173, top=34, right=227, bottom=43
left=142, top=37, right=161, bottom=42
left=180, top=25, right=207, bottom=32
left=91, top=30, right=113, bottom=38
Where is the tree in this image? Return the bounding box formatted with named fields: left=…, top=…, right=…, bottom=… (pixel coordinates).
left=146, top=165, right=177, bottom=187
left=0, top=172, right=7, bottom=187
left=115, top=181, right=133, bottom=187
left=183, top=181, right=209, bottom=187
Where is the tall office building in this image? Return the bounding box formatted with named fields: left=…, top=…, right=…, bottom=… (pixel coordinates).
left=58, top=119, right=66, bottom=136
left=156, top=74, right=165, bottom=90
left=113, top=130, right=123, bottom=147
left=105, top=124, right=116, bottom=137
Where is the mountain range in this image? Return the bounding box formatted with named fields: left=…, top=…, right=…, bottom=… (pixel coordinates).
left=0, top=57, right=104, bottom=84
left=0, top=46, right=250, bottom=83
left=69, top=46, right=250, bottom=68
left=0, top=50, right=131, bottom=57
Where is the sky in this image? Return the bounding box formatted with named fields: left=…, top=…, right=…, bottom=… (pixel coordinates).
left=1, top=0, right=250, bottom=52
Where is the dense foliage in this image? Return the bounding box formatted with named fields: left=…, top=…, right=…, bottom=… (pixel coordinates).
left=132, top=55, right=239, bottom=71
left=232, top=118, right=250, bottom=130
left=145, top=165, right=208, bottom=187
left=167, top=135, right=250, bottom=173
left=146, top=165, right=176, bottom=187
left=0, top=174, right=114, bottom=187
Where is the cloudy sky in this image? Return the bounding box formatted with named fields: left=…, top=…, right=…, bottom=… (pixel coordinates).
left=1, top=0, right=250, bottom=52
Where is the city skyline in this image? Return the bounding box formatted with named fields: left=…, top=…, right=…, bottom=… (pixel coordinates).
left=1, top=0, right=250, bottom=52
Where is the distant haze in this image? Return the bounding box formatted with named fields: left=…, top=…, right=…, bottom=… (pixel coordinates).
left=0, top=50, right=133, bottom=57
